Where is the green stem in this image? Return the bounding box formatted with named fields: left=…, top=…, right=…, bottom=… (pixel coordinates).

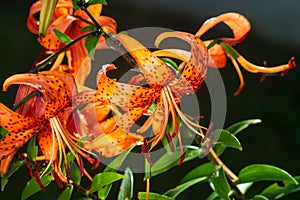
left=12, top=91, right=41, bottom=111
left=34, top=31, right=97, bottom=71
left=220, top=42, right=239, bottom=59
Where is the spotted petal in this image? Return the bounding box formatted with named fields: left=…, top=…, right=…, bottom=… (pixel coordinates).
left=115, top=33, right=175, bottom=86
left=155, top=31, right=208, bottom=93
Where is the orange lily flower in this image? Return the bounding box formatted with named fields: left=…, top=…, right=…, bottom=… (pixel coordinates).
left=27, top=0, right=117, bottom=83
left=74, top=31, right=208, bottom=155
left=0, top=71, right=94, bottom=182
left=196, top=12, right=295, bottom=95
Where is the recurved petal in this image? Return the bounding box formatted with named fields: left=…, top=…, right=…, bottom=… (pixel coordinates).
left=196, top=12, right=251, bottom=45
left=155, top=31, right=208, bottom=93
left=3, top=71, right=76, bottom=119
left=115, top=33, right=175, bottom=86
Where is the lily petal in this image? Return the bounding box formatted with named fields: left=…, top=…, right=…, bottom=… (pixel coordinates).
left=115, top=33, right=175, bottom=86
left=196, top=12, right=251, bottom=45
left=155, top=31, right=208, bottom=93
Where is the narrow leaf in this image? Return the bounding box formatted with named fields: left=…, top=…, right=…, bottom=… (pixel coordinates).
left=226, top=119, right=262, bottom=136
left=85, top=34, right=100, bottom=59
left=237, top=164, right=298, bottom=184
left=211, top=167, right=231, bottom=200
left=261, top=176, right=300, bottom=199
left=21, top=175, right=53, bottom=200
left=164, top=177, right=207, bottom=198
left=138, top=192, right=172, bottom=200
left=118, top=167, right=134, bottom=200
left=70, top=162, right=81, bottom=185
left=88, top=0, right=108, bottom=6
left=214, top=129, right=242, bottom=156
left=27, top=136, right=38, bottom=161
left=206, top=192, right=221, bottom=200
left=88, top=172, right=124, bottom=194
left=53, top=28, right=73, bottom=44
left=57, top=186, right=73, bottom=200
left=39, top=0, right=58, bottom=37
left=180, top=162, right=216, bottom=184
left=72, top=0, right=81, bottom=10
left=1, top=160, right=25, bottom=191
left=151, top=145, right=203, bottom=177
left=252, top=195, right=269, bottom=200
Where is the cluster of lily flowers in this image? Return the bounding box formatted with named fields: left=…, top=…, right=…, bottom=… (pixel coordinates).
left=0, top=0, right=295, bottom=188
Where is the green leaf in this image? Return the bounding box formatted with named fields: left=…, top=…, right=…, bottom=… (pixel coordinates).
left=211, top=167, right=231, bottom=200
left=252, top=195, right=269, bottom=200
left=70, top=162, right=81, bottom=185
left=214, top=129, right=242, bottom=156
left=76, top=198, right=92, bottom=200
left=0, top=126, right=8, bottom=137
left=206, top=192, right=221, bottom=200
left=226, top=119, right=262, bottom=136
left=164, top=177, right=207, bottom=198
left=88, top=172, right=124, bottom=194
left=151, top=145, right=203, bottom=177
left=85, top=34, right=100, bottom=59
left=138, top=192, right=172, bottom=200
left=27, top=135, right=38, bottom=161
left=88, top=0, right=108, bottom=6
left=180, top=162, right=216, bottom=184
left=57, top=186, right=73, bottom=200
left=161, top=57, right=179, bottom=72
left=118, top=167, right=134, bottom=200
left=72, top=0, right=81, bottom=10
left=1, top=160, right=25, bottom=191
left=237, top=164, right=298, bottom=184
left=81, top=25, right=97, bottom=33
left=21, top=175, right=53, bottom=200
left=53, top=28, right=73, bottom=44
left=98, top=146, right=135, bottom=199
left=261, top=176, right=300, bottom=199
left=236, top=182, right=253, bottom=194
left=39, top=0, right=58, bottom=37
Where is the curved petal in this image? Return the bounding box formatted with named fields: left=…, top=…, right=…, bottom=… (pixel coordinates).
left=3, top=71, right=76, bottom=119
left=196, top=12, right=251, bottom=45
left=96, top=16, right=117, bottom=49
left=115, top=34, right=175, bottom=86
left=155, top=31, right=208, bottom=93
left=38, top=14, right=76, bottom=51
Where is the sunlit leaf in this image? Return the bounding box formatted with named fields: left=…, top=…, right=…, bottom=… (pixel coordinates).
left=252, top=195, right=269, bottom=200
left=236, top=182, right=253, bottom=194
left=211, top=167, right=231, bottom=200
left=138, top=192, right=172, bottom=200
left=81, top=25, right=97, bottom=33
left=164, top=177, right=207, bottom=198
left=161, top=57, right=179, bottom=72
left=214, top=129, right=242, bottom=156
left=88, top=172, right=124, bottom=194
left=261, top=176, right=300, bottom=199
left=57, top=186, right=73, bottom=200
left=1, top=160, right=25, bottom=191
left=21, top=175, right=53, bottom=200
left=118, top=167, right=134, bottom=200
left=72, top=0, right=81, bottom=10
left=206, top=192, right=221, bottom=200
left=237, top=164, right=298, bottom=184
left=226, top=119, right=262, bottom=136
left=85, top=34, right=100, bottom=59
left=39, top=0, right=58, bottom=37
left=151, top=145, right=203, bottom=177
left=27, top=135, right=38, bottom=161
left=0, top=126, right=8, bottom=137
left=53, top=28, right=73, bottom=44
left=180, top=162, right=215, bottom=184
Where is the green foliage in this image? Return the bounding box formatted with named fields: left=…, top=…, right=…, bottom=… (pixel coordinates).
left=85, top=34, right=100, bottom=59
left=1, top=160, right=25, bottom=191
left=118, top=167, right=134, bottom=200
left=88, top=172, right=124, bottom=194
left=53, top=28, right=73, bottom=44
left=138, top=192, right=173, bottom=200
left=21, top=175, right=53, bottom=200
left=26, top=136, right=38, bottom=161
left=211, top=167, right=231, bottom=200
left=57, top=186, right=73, bottom=200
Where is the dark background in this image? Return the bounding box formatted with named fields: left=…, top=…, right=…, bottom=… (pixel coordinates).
left=0, top=0, right=299, bottom=199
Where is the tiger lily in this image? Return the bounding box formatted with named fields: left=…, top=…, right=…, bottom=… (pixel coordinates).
left=27, top=0, right=117, bottom=83
left=0, top=71, right=95, bottom=182
left=196, top=12, right=296, bottom=95
left=74, top=31, right=209, bottom=156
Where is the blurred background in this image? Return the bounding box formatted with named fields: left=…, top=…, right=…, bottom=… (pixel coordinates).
left=0, top=0, right=299, bottom=199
